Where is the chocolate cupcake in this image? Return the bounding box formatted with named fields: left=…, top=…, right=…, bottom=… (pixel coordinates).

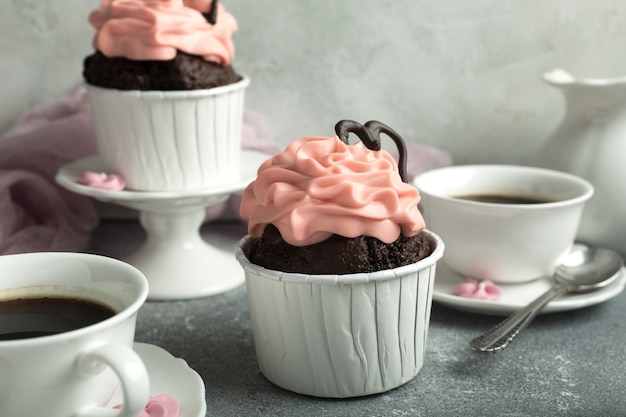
left=84, top=0, right=249, bottom=191
left=236, top=120, right=445, bottom=398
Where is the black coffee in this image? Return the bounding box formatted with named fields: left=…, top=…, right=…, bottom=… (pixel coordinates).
left=453, top=193, right=555, bottom=204
left=0, top=297, right=116, bottom=341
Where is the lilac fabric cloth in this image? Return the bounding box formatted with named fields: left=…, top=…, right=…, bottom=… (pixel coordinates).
left=0, top=88, right=451, bottom=254
left=0, top=88, right=98, bottom=254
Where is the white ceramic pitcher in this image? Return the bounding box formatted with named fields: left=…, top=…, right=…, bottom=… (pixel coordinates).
left=536, top=69, right=626, bottom=255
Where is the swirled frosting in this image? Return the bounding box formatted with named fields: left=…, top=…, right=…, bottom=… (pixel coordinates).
left=240, top=136, right=426, bottom=246
left=89, top=0, right=237, bottom=64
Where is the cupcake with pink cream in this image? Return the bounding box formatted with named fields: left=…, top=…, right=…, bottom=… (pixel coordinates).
left=236, top=120, right=445, bottom=398
left=84, top=0, right=249, bottom=191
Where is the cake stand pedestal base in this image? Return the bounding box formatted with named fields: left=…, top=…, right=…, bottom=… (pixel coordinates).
left=55, top=152, right=267, bottom=300
left=125, top=208, right=244, bottom=300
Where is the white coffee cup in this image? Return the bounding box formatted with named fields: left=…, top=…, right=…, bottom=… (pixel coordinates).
left=0, top=252, right=150, bottom=417
left=413, top=165, right=594, bottom=283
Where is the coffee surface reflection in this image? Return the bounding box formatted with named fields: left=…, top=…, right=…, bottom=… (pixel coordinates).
left=0, top=297, right=116, bottom=341
left=453, top=193, right=556, bottom=205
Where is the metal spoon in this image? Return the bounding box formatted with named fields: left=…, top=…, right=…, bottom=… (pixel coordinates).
left=470, top=246, right=623, bottom=353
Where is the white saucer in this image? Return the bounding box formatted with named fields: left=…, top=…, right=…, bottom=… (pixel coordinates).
left=108, top=343, right=206, bottom=417
left=433, top=262, right=626, bottom=316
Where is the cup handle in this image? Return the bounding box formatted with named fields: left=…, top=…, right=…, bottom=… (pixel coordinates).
left=74, top=344, right=150, bottom=417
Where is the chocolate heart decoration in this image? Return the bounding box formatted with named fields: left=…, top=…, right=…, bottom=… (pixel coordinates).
left=335, top=120, right=408, bottom=183
left=202, top=0, right=219, bottom=24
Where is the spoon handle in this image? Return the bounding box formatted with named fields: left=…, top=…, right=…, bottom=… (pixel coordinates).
left=471, top=308, right=536, bottom=352
left=470, top=283, right=569, bottom=352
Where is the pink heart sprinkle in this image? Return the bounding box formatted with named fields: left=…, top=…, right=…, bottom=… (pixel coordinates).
left=78, top=171, right=126, bottom=191
left=454, top=278, right=502, bottom=301
left=113, top=394, right=180, bottom=417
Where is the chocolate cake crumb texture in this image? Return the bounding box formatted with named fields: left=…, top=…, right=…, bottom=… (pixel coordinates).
left=245, top=225, right=435, bottom=275
left=83, top=51, right=242, bottom=91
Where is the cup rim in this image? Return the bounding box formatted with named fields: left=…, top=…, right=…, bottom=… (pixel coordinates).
left=0, top=253, right=149, bottom=347
left=413, top=164, right=594, bottom=209
left=85, top=73, right=250, bottom=99
left=235, top=229, right=445, bottom=284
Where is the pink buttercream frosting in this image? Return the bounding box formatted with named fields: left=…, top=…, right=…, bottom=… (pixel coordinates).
left=240, top=136, right=426, bottom=246
left=89, top=0, right=237, bottom=64
left=114, top=394, right=179, bottom=417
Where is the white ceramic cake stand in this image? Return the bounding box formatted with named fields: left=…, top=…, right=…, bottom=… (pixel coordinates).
left=55, top=151, right=267, bottom=300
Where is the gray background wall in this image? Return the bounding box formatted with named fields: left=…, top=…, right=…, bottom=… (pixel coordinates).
left=2, top=0, right=626, bottom=165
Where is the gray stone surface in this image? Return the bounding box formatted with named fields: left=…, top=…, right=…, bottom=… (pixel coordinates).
left=89, top=220, right=626, bottom=417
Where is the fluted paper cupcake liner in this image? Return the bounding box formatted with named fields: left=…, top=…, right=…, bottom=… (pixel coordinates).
left=236, top=230, right=444, bottom=398
left=87, top=76, right=249, bottom=191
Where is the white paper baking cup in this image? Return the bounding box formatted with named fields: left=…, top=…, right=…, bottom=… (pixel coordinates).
left=86, top=76, right=249, bottom=191
left=236, top=230, right=445, bottom=398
